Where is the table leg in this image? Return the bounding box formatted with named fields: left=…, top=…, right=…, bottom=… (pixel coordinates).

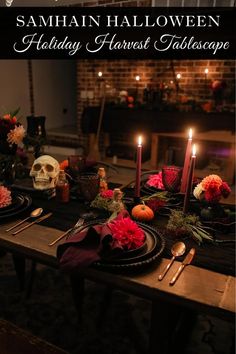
left=25, top=261, right=37, bottom=299
left=97, top=285, right=113, bottom=328
left=12, top=255, right=25, bottom=291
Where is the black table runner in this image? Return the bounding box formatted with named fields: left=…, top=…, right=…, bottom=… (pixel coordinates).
left=30, top=195, right=235, bottom=277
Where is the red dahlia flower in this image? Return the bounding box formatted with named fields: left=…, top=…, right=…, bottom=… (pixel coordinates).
left=109, top=217, right=145, bottom=250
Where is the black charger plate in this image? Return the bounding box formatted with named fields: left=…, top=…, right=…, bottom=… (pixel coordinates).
left=68, top=219, right=165, bottom=270
left=0, top=193, right=32, bottom=220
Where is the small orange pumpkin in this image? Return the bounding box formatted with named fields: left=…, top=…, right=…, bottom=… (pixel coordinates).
left=131, top=204, right=154, bottom=222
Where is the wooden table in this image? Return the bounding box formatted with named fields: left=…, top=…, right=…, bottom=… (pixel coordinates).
left=0, top=220, right=235, bottom=353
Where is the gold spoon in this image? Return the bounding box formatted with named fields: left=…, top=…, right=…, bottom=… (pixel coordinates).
left=5, top=208, right=43, bottom=232
left=158, top=241, right=186, bottom=281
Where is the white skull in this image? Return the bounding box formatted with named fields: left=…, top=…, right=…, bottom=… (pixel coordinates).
left=30, top=155, right=60, bottom=190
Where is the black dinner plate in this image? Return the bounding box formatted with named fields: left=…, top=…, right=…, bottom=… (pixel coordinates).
left=0, top=192, right=25, bottom=215
left=68, top=219, right=165, bottom=269
left=0, top=193, right=32, bottom=220
left=142, top=183, right=164, bottom=195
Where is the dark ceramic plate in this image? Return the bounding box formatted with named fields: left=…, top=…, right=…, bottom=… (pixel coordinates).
left=0, top=193, right=32, bottom=220
left=142, top=183, right=164, bottom=195
left=0, top=192, right=25, bottom=215
left=69, top=219, right=165, bottom=269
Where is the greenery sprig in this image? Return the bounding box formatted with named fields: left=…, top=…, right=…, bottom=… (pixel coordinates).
left=167, top=210, right=214, bottom=245
left=141, top=191, right=171, bottom=202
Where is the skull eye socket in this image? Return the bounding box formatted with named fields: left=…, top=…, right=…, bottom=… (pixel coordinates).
left=45, top=164, right=54, bottom=172
left=33, top=163, right=42, bottom=171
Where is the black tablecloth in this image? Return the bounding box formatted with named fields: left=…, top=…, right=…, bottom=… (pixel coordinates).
left=28, top=193, right=235, bottom=277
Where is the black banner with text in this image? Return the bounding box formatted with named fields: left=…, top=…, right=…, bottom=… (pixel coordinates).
left=0, top=7, right=235, bottom=59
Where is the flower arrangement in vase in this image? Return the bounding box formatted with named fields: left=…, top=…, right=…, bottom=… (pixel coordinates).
left=193, top=174, right=231, bottom=220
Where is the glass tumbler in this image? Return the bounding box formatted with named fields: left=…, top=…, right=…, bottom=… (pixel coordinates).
left=162, top=165, right=183, bottom=193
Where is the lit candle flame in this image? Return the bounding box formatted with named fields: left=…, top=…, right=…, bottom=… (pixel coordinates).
left=135, top=75, right=140, bottom=81
left=204, top=68, right=209, bottom=75
left=138, top=136, right=142, bottom=146
left=192, top=144, right=196, bottom=157
left=189, top=128, right=193, bottom=140
left=98, top=71, right=103, bottom=78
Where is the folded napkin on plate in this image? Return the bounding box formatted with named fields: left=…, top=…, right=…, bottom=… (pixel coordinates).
left=57, top=210, right=134, bottom=271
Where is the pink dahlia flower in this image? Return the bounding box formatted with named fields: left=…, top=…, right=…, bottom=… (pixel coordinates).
left=100, top=190, right=114, bottom=199
left=147, top=172, right=164, bottom=189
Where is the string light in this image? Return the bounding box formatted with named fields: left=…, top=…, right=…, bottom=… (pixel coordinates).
left=176, top=73, right=181, bottom=80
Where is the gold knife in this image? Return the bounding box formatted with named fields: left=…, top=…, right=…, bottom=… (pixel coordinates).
left=12, top=212, right=53, bottom=236
left=169, top=248, right=196, bottom=286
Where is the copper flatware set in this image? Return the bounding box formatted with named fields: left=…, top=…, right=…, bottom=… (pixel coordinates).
left=158, top=243, right=196, bottom=286
left=5, top=212, right=52, bottom=236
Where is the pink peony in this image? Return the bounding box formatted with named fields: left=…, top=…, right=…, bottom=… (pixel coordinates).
left=0, top=186, right=12, bottom=208
left=100, top=190, right=114, bottom=199
left=109, top=217, right=145, bottom=250
left=147, top=172, right=164, bottom=189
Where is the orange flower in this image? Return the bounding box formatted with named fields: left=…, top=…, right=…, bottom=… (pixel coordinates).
left=60, top=159, right=69, bottom=170
left=3, top=114, right=11, bottom=120
left=7, top=125, right=25, bottom=145
left=201, top=174, right=222, bottom=191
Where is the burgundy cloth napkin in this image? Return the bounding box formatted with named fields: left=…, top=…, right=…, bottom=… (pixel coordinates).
left=57, top=210, right=130, bottom=271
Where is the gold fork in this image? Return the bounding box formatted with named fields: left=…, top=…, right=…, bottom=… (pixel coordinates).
left=48, top=218, right=84, bottom=247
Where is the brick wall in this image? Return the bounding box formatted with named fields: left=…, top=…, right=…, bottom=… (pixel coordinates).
left=73, top=0, right=235, bottom=152
left=77, top=59, right=235, bottom=150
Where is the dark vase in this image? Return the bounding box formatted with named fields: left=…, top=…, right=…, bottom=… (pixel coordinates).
left=200, top=203, right=225, bottom=221
left=0, top=140, right=17, bottom=185
left=27, top=116, right=46, bottom=137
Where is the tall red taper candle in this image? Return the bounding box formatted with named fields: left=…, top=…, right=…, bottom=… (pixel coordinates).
left=135, top=136, right=142, bottom=198
left=180, top=128, right=193, bottom=193
left=183, top=144, right=196, bottom=214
